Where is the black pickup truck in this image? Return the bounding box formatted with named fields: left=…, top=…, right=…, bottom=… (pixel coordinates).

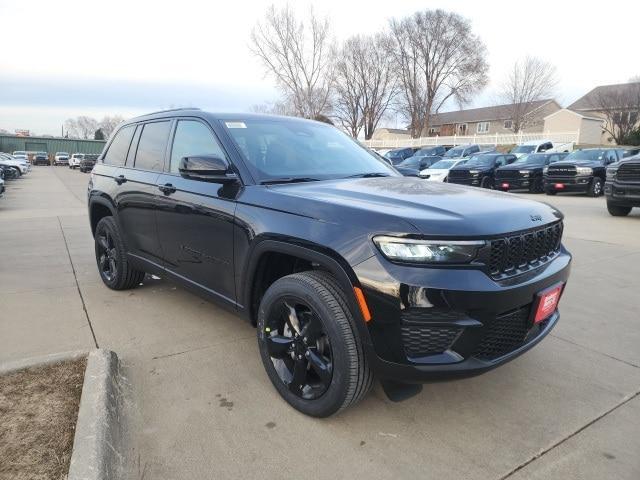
left=543, top=148, right=623, bottom=196
left=604, top=154, right=640, bottom=216
left=495, top=152, right=568, bottom=193
left=447, top=153, right=517, bottom=188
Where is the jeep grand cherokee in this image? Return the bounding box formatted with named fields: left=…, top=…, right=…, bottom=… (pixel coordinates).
left=87, top=109, right=571, bottom=417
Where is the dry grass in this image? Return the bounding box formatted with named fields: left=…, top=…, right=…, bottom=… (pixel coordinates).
left=0, top=357, right=87, bottom=480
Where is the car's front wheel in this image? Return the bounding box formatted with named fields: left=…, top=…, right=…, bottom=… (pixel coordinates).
left=94, top=216, right=145, bottom=290
left=257, top=271, right=373, bottom=417
left=480, top=177, right=493, bottom=189
left=588, top=177, right=603, bottom=197
left=606, top=202, right=632, bottom=216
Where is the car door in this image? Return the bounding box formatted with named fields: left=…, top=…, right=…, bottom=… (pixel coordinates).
left=155, top=118, right=237, bottom=304
left=115, top=120, right=171, bottom=265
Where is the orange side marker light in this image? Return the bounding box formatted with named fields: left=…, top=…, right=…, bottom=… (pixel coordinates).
left=353, top=287, right=372, bottom=323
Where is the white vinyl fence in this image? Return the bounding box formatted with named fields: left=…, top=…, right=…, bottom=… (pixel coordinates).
left=362, top=131, right=580, bottom=150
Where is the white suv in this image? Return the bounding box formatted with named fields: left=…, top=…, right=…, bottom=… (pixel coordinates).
left=69, top=153, right=84, bottom=169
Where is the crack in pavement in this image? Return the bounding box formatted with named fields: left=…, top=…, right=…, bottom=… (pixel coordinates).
left=498, top=389, right=640, bottom=480
left=550, top=333, right=640, bottom=369
left=151, top=335, right=255, bottom=360
left=58, top=216, right=99, bottom=349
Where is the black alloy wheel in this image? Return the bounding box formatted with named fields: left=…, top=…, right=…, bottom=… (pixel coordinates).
left=257, top=271, right=373, bottom=417
left=96, top=229, right=118, bottom=283
left=481, top=176, right=494, bottom=189
left=94, top=216, right=145, bottom=290
left=263, top=298, right=333, bottom=400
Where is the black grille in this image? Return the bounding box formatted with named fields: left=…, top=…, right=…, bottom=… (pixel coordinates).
left=401, top=325, right=460, bottom=357
left=617, top=163, right=640, bottom=182
left=495, top=170, right=520, bottom=179
left=488, top=222, right=563, bottom=279
left=448, top=169, right=470, bottom=179
left=547, top=165, right=576, bottom=177
left=473, top=306, right=531, bottom=360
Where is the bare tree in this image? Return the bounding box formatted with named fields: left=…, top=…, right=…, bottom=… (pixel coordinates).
left=250, top=4, right=334, bottom=119
left=64, top=116, right=99, bottom=139
left=589, top=82, right=640, bottom=144
left=99, top=115, right=126, bottom=139
left=64, top=118, right=80, bottom=138
left=388, top=10, right=488, bottom=138
left=498, top=56, right=558, bottom=133
left=334, top=34, right=397, bottom=139
left=629, top=75, right=640, bottom=83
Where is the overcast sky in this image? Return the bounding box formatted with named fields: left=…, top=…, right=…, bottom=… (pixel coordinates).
left=1, top=0, right=638, bottom=135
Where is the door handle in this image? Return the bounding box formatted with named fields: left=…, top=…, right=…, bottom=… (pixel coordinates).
left=158, top=183, right=177, bottom=195
left=114, top=174, right=127, bottom=185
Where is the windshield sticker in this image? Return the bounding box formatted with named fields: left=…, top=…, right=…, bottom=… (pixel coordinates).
left=225, top=121, right=247, bottom=129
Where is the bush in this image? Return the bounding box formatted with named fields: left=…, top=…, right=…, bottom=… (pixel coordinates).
left=622, top=128, right=640, bottom=146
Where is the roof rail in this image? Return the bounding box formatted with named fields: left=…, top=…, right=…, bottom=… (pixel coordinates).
left=143, top=107, right=201, bottom=116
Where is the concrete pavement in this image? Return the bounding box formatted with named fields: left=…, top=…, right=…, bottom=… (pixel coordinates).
left=1, top=166, right=638, bottom=479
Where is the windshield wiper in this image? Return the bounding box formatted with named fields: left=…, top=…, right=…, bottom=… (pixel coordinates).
left=260, top=177, right=320, bottom=185
left=345, top=172, right=391, bottom=178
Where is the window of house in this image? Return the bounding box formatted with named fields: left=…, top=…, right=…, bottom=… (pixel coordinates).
left=477, top=122, right=490, bottom=133
left=170, top=120, right=227, bottom=173
left=456, top=123, right=468, bottom=135
left=134, top=121, right=171, bottom=171
left=504, top=120, right=513, bottom=130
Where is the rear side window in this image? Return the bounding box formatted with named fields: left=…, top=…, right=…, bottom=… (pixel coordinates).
left=134, top=121, right=171, bottom=171
left=103, top=125, right=135, bottom=166
left=169, top=120, right=227, bottom=173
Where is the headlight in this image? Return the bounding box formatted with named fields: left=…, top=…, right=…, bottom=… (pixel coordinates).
left=606, top=167, right=617, bottom=181
left=543, top=166, right=549, bottom=174
left=576, top=167, right=592, bottom=175
left=469, top=170, right=480, bottom=176
left=373, top=236, right=484, bottom=264
left=519, top=170, right=530, bottom=176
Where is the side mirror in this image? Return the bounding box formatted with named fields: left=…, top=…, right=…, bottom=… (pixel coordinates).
left=179, top=155, right=238, bottom=183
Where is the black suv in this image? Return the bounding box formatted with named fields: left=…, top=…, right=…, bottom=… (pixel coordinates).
left=604, top=153, right=640, bottom=216
left=495, top=153, right=568, bottom=193
left=384, top=147, right=416, bottom=166
left=33, top=152, right=49, bottom=166
left=543, top=148, right=622, bottom=196
left=79, top=154, right=98, bottom=173
left=88, top=110, right=571, bottom=417
left=447, top=153, right=517, bottom=188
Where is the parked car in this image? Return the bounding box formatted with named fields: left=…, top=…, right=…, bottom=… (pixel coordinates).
left=543, top=148, right=623, bottom=196
left=69, top=153, right=84, bottom=169
left=447, top=153, right=517, bottom=188
left=394, top=154, right=442, bottom=176
left=0, top=153, right=30, bottom=175
left=384, top=147, right=416, bottom=165
left=510, top=140, right=555, bottom=158
left=419, top=158, right=468, bottom=182
left=54, top=152, right=70, bottom=166
left=79, top=154, right=98, bottom=172
left=412, top=145, right=447, bottom=160
left=33, top=152, right=50, bottom=166
left=604, top=153, right=640, bottom=216
left=88, top=110, right=571, bottom=416
left=495, top=152, right=568, bottom=193
left=442, top=144, right=481, bottom=160
left=622, top=147, right=640, bottom=158
left=0, top=163, right=20, bottom=180
left=12, top=151, right=29, bottom=162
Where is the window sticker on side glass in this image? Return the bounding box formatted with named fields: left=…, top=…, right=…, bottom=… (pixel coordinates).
left=225, top=121, right=247, bottom=129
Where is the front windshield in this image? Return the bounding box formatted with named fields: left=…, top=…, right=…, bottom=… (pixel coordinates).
left=444, top=147, right=464, bottom=158
left=512, top=154, right=546, bottom=165
left=416, top=148, right=438, bottom=156
left=463, top=155, right=495, bottom=167
left=511, top=145, right=536, bottom=154
left=397, top=157, right=419, bottom=168
left=564, top=149, right=606, bottom=162
left=385, top=149, right=408, bottom=159
left=14, top=151, right=26, bottom=155
left=223, top=118, right=396, bottom=181
left=429, top=160, right=456, bottom=169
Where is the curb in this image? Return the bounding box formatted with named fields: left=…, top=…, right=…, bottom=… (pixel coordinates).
left=68, top=349, right=123, bottom=480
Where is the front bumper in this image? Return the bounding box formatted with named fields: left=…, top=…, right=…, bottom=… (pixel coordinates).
left=448, top=176, right=482, bottom=186
left=495, top=177, right=532, bottom=190
left=354, top=248, right=571, bottom=383
left=605, top=181, right=640, bottom=206
left=544, top=176, right=592, bottom=193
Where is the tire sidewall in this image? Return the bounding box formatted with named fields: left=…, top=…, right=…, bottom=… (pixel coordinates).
left=94, top=217, right=127, bottom=289
left=257, top=276, right=354, bottom=417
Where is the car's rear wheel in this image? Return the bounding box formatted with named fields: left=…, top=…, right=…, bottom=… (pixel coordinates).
left=588, top=177, right=603, bottom=197
left=94, top=216, right=145, bottom=290
left=257, top=271, right=373, bottom=417
left=480, top=177, right=493, bottom=189
left=606, top=202, right=632, bottom=216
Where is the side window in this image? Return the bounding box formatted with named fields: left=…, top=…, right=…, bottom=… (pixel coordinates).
left=548, top=155, right=558, bottom=164
left=605, top=150, right=617, bottom=163
left=495, top=156, right=506, bottom=167
left=134, top=121, right=171, bottom=171
left=103, top=125, right=135, bottom=166
left=170, top=120, right=228, bottom=173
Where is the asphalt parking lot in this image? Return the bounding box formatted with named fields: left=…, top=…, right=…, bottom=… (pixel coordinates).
left=1, top=166, right=639, bottom=480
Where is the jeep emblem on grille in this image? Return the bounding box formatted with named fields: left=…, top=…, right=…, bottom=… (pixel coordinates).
left=530, top=214, right=542, bottom=222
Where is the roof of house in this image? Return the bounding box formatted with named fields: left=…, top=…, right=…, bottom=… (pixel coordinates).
left=568, top=82, right=640, bottom=110
left=430, top=99, right=558, bottom=126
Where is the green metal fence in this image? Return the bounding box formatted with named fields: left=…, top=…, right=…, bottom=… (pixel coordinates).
left=0, top=134, right=106, bottom=156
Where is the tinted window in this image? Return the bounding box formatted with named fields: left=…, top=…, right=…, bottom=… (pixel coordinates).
left=103, top=125, right=135, bottom=166
left=170, top=120, right=227, bottom=173
left=134, top=121, right=171, bottom=171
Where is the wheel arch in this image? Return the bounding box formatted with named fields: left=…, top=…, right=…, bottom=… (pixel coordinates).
left=89, top=198, right=116, bottom=236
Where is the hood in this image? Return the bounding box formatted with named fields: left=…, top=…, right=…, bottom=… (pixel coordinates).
left=420, top=168, right=449, bottom=176
left=551, top=159, right=603, bottom=168
left=253, top=177, right=562, bottom=237
left=499, top=164, right=542, bottom=171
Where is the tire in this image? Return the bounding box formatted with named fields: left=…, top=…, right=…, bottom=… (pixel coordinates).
left=588, top=177, right=604, bottom=197
left=607, top=202, right=632, bottom=216
left=545, top=188, right=557, bottom=196
left=257, top=270, right=373, bottom=417
left=94, top=216, right=145, bottom=290
left=529, top=178, right=543, bottom=193
left=480, top=177, right=493, bottom=189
